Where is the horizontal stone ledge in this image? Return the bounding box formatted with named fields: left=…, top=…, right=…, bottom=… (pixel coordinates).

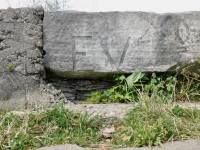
left=43, top=11, right=200, bottom=79
left=45, top=64, right=184, bottom=79
left=45, top=66, right=123, bottom=79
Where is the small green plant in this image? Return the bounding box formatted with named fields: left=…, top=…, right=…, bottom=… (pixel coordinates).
left=86, top=70, right=178, bottom=103
left=6, top=63, right=14, bottom=71
left=87, top=58, right=200, bottom=103
left=87, top=70, right=145, bottom=103
left=144, top=73, right=177, bottom=101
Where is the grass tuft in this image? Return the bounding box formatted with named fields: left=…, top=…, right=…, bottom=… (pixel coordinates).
left=111, top=97, right=200, bottom=148
left=0, top=104, right=103, bottom=149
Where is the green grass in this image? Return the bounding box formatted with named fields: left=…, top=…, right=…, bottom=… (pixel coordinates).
left=0, top=100, right=200, bottom=150
left=0, top=105, right=103, bottom=150
left=1, top=64, right=200, bottom=149
left=112, top=99, right=200, bottom=148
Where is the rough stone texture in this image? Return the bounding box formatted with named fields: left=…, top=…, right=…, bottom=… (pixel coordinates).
left=37, top=144, right=85, bottom=150
left=0, top=7, right=45, bottom=109
left=37, top=139, right=200, bottom=150
left=0, top=7, right=51, bottom=110
left=118, top=139, right=200, bottom=150
left=64, top=102, right=200, bottom=120
left=44, top=11, right=200, bottom=79
left=48, top=78, right=114, bottom=102
left=64, top=103, right=134, bottom=119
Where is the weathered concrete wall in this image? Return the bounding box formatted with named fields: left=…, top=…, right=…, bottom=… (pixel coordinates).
left=1, top=8, right=200, bottom=109
left=43, top=11, right=200, bottom=79
left=0, top=7, right=51, bottom=110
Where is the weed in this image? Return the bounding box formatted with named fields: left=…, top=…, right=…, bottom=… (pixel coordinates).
left=112, top=99, right=200, bottom=147
left=6, top=63, right=14, bottom=71
left=175, top=61, right=200, bottom=101
left=84, top=60, right=200, bottom=148
left=0, top=104, right=102, bottom=149
left=144, top=73, right=177, bottom=101
left=87, top=70, right=145, bottom=103
left=87, top=70, right=177, bottom=103
left=87, top=59, right=200, bottom=103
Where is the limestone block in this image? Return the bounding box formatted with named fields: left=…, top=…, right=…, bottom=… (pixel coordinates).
left=44, top=11, right=200, bottom=79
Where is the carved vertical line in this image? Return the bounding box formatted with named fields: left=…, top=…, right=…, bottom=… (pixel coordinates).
left=99, top=37, right=115, bottom=67
left=72, top=37, right=76, bottom=70
left=117, top=37, right=131, bottom=69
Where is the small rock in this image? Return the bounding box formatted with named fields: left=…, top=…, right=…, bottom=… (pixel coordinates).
left=100, top=126, right=115, bottom=138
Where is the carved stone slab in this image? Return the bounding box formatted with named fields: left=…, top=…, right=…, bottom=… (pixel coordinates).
left=43, top=11, right=200, bottom=78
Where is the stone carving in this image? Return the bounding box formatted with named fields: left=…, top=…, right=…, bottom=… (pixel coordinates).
left=43, top=11, right=200, bottom=78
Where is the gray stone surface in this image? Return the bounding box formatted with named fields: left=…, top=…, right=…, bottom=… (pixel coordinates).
left=43, top=11, right=200, bottom=79
left=0, top=7, right=49, bottom=110
left=37, top=139, right=200, bottom=150
left=37, top=144, right=84, bottom=150
left=118, top=139, right=200, bottom=150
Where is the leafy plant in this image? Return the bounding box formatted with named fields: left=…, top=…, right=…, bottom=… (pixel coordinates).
left=144, top=73, right=177, bottom=101
left=125, top=70, right=145, bottom=89
left=87, top=58, right=200, bottom=104
left=87, top=70, right=178, bottom=103
left=87, top=70, right=145, bottom=103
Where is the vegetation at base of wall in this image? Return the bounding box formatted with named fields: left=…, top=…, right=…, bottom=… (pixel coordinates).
left=1, top=60, right=200, bottom=149
left=0, top=101, right=200, bottom=149
left=86, top=60, right=200, bottom=103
